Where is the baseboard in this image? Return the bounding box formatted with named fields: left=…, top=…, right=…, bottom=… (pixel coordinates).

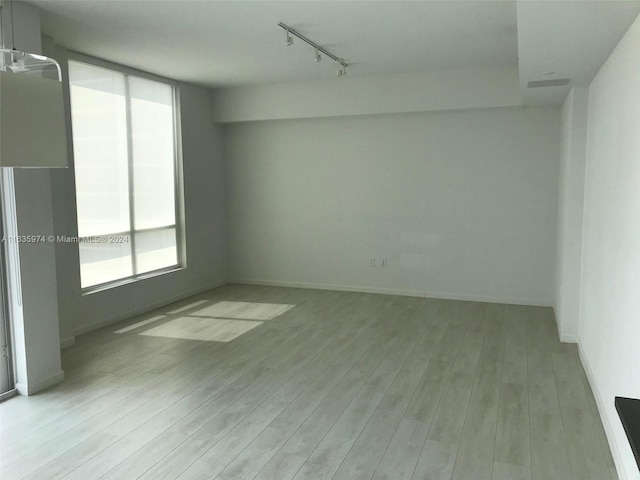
left=72, top=280, right=228, bottom=336
left=15, top=369, right=65, bottom=396
left=60, top=336, right=76, bottom=349
left=230, top=278, right=553, bottom=307
left=421, top=289, right=552, bottom=307
left=0, top=388, right=17, bottom=402
left=231, top=278, right=425, bottom=299
left=551, top=306, right=579, bottom=344
left=578, top=343, right=627, bottom=480
left=559, top=333, right=579, bottom=343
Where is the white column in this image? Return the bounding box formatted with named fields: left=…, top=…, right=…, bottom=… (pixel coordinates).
left=555, top=86, right=589, bottom=343
left=1, top=1, right=64, bottom=395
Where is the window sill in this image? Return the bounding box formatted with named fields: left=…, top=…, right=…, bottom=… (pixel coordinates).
left=81, top=265, right=184, bottom=296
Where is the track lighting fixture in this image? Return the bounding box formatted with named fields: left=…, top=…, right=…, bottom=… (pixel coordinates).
left=278, top=22, right=348, bottom=79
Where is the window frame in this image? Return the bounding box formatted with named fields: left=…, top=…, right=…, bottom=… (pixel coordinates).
left=67, top=52, right=186, bottom=294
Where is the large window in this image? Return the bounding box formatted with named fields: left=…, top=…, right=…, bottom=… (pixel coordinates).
left=68, top=59, right=182, bottom=289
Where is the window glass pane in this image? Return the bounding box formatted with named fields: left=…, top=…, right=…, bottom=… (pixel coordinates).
left=69, top=61, right=130, bottom=237
left=135, top=228, right=178, bottom=274
left=129, top=77, right=176, bottom=230
left=79, top=235, right=133, bottom=287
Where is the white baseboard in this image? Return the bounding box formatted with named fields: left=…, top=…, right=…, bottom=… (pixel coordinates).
left=551, top=306, right=579, bottom=344
left=15, top=369, right=65, bottom=396
left=72, top=280, right=227, bottom=336
left=422, top=289, right=552, bottom=307
left=560, top=333, right=579, bottom=343
left=230, top=278, right=552, bottom=307
left=0, top=388, right=17, bottom=402
left=231, top=278, right=425, bottom=299
left=60, top=336, right=76, bottom=349
left=577, top=343, right=627, bottom=480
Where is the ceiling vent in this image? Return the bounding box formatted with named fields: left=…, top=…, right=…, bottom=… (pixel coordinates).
left=527, top=78, right=571, bottom=88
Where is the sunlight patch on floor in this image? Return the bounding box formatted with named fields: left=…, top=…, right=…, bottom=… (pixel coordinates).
left=138, top=316, right=262, bottom=342
left=166, top=299, right=209, bottom=315
left=189, top=301, right=295, bottom=321
left=114, top=315, right=166, bottom=334
left=114, top=300, right=295, bottom=340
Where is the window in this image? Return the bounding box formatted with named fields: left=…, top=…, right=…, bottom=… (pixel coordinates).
left=68, top=59, right=182, bottom=289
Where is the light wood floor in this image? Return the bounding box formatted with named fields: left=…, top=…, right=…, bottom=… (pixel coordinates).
left=0, top=285, right=617, bottom=480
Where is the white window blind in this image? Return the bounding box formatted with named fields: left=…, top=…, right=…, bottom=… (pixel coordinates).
left=69, top=60, right=181, bottom=289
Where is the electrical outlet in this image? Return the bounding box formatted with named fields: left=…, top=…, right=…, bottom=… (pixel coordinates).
left=369, top=258, right=376, bottom=268
left=381, top=259, right=387, bottom=268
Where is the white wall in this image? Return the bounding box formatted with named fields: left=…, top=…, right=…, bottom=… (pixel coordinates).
left=212, top=67, right=520, bottom=123
left=225, top=107, right=560, bottom=305
left=49, top=64, right=228, bottom=336
left=579, top=14, right=640, bottom=480
left=555, top=87, right=588, bottom=342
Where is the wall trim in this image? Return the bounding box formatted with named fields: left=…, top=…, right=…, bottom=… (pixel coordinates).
left=230, top=278, right=553, bottom=307
left=552, top=307, right=579, bottom=344
left=0, top=388, right=17, bottom=402
left=422, top=289, right=551, bottom=307
left=231, top=279, right=425, bottom=299
left=578, top=342, right=627, bottom=480
left=559, top=333, right=579, bottom=343
left=72, top=280, right=228, bottom=336
left=15, top=369, right=65, bottom=396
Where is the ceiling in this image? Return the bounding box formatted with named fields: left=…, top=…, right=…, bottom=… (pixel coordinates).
left=518, top=0, right=640, bottom=105
left=25, top=0, right=640, bottom=104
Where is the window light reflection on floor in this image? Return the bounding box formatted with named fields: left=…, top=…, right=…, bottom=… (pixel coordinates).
left=188, top=301, right=295, bottom=321
left=114, top=301, right=295, bottom=342
left=166, top=299, right=209, bottom=314
left=140, top=316, right=262, bottom=342
left=114, top=315, right=165, bottom=334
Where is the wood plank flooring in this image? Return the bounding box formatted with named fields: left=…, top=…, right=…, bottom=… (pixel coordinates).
left=0, top=285, right=617, bottom=480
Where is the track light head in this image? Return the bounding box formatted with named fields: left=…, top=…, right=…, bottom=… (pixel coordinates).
left=315, top=48, right=321, bottom=63
left=285, top=29, right=293, bottom=46
left=336, top=60, right=346, bottom=78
